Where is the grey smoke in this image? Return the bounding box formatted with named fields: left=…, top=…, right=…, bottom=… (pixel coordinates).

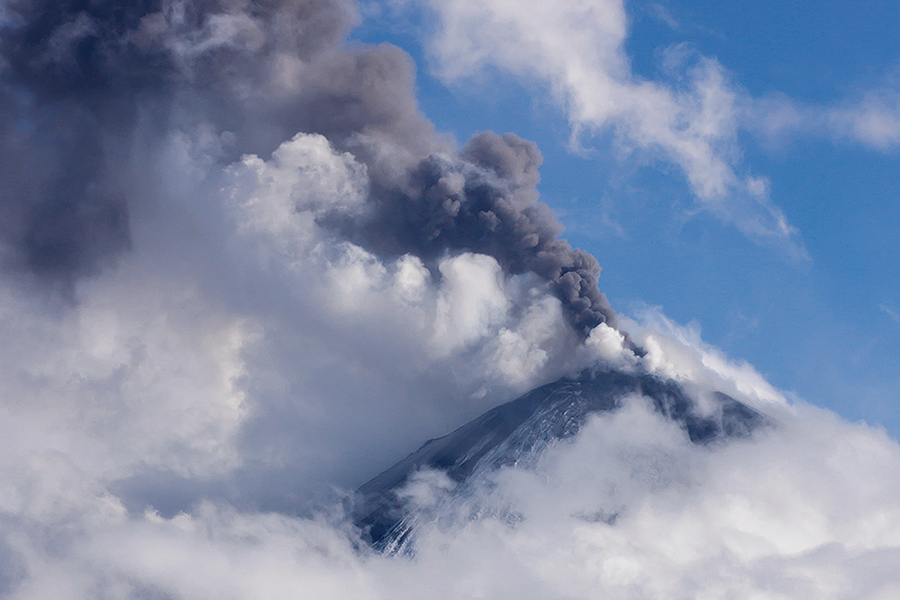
left=0, top=0, right=614, bottom=336
left=336, top=131, right=617, bottom=335
left=0, top=0, right=432, bottom=283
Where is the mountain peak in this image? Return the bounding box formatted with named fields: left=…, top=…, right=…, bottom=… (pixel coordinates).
left=353, top=367, right=769, bottom=551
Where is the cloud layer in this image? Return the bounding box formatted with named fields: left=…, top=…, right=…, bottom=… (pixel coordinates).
left=3, top=312, right=900, bottom=599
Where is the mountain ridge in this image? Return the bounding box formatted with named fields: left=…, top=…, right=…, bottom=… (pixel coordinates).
left=353, top=367, right=770, bottom=550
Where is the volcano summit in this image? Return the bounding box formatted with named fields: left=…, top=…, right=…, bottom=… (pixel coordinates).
left=354, top=366, right=769, bottom=552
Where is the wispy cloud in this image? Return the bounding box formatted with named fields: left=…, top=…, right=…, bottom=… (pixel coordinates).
left=751, top=84, right=900, bottom=151
left=649, top=3, right=679, bottom=30
left=414, top=0, right=807, bottom=259
left=413, top=0, right=900, bottom=261
left=881, top=303, right=900, bottom=325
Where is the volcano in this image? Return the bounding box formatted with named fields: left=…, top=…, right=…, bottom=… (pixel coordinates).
left=353, top=367, right=769, bottom=551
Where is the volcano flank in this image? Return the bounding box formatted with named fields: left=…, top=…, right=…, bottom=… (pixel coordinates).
left=354, top=367, right=769, bottom=551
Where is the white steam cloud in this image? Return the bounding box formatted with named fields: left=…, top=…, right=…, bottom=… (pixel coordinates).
left=3, top=293, right=900, bottom=598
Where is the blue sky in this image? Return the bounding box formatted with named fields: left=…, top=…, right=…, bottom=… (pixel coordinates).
left=354, top=0, right=900, bottom=436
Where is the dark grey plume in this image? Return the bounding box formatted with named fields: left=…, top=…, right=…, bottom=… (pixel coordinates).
left=0, top=0, right=374, bottom=287
left=1, top=0, right=615, bottom=338
left=337, top=131, right=617, bottom=336
left=0, top=0, right=153, bottom=283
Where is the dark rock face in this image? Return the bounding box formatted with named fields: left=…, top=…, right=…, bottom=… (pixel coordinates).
left=353, top=368, right=769, bottom=551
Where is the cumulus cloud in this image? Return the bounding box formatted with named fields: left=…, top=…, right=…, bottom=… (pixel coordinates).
left=0, top=0, right=624, bottom=525
left=2, top=315, right=900, bottom=599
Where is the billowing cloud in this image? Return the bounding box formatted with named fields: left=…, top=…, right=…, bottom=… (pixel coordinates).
left=335, top=130, right=618, bottom=335
left=0, top=0, right=613, bottom=335
left=0, top=0, right=621, bottom=520
left=2, top=307, right=900, bottom=599
left=0, top=0, right=434, bottom=285
left=0, top=1, right=898, bottom=599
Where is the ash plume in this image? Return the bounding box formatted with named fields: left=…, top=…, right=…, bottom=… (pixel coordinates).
left=339, top=131, right=617, bottom=335
left=0, top=0, right=432, bottom=284
left=0, top=0, right=613, bottom=337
